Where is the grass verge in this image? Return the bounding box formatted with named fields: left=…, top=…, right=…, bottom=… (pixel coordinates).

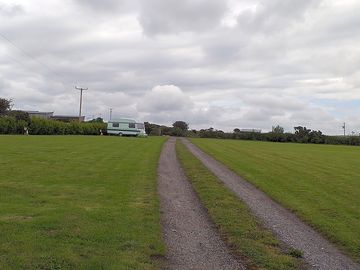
left=190, top=138, right=360, bottom=262
left=0, top=135, right=166, bottom=270
left=176, top=140, right=303, bottom=270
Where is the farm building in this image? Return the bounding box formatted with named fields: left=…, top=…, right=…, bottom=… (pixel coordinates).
left=21, top=111, right=85, bottom=122
left=240, top=129, right=262, bottom=133
left=50, top=115, right=85, bottom=122
left=23, top=111, right=54, bottom=119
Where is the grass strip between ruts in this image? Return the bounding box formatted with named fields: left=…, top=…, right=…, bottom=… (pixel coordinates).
left=176, top=140, right=303, bottom=270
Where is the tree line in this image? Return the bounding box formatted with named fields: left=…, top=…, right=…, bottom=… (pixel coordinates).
left=2, top=97, right=360, bottom=145
left=145, top=122, right=360, bottom=146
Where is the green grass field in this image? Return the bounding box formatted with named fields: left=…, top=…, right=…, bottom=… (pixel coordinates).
left=176, top=141, right=302, bottom=270
left=0, top=135, right=166, bottom=270
left=191, top=138, right=360, bottom=262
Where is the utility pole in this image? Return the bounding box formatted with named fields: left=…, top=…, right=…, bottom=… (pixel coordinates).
left=109, top=108, right=113, bottom=120
left=75, top=86, right=88, bottom=119
left=342, top=122, right=346, bottom=136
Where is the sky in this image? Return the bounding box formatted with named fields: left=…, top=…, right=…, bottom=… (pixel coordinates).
left=0, top=0, right=360, bottom=134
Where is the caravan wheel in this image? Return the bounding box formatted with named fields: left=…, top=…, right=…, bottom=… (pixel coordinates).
left=118, top=133, right=123, bottom=136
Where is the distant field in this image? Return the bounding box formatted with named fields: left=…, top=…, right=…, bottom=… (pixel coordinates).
left=191, top=138, right=360, bottom=262
left=0, top=136, right=166, bottom=270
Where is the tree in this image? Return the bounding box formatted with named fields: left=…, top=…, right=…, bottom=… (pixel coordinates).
left=88, top=117, right=103, bottom=123
left=294, top=126, right=311, bottom=143
left=171, top=127, right=184, bottom=137
left=309, top=130, right=325, bottom=144
left=0, top=98, right=12, bottom=116
left=144, top=121, right=152, bottom=135
left=272, top=125, right=284, bottom=134
left=172, top=121, right=188, bottom=131
left=144, top=122, right=161, bottom=135
left=7, top=110, right=30, bottom=123
left=161, top=126, right=173, bottom=136
left=149, top=127, right=161, bottom=136
left=171, top=121, right=188, bottom=137
left=294, top=126, right=311, bottom=135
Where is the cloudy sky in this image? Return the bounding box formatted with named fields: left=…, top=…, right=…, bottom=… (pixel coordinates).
left=0, top=0, right=359, bottom=134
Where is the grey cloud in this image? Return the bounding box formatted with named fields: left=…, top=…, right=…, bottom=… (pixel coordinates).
left=0, top=3, right=24, bottom=16
left=72, top=0, right=136, bottom=13
left=0, top=0, right=360, bottom=134
left=139, top=0, right=227, bottom=35
left=242, top=109, right=271, bottom=122
left=74, top=0, right=119, bottom=10
left=242, top=94, right=306, bottom=111
left=290, top=107, right=333, bottom=123
left=237, top=0, right=320, bottom=33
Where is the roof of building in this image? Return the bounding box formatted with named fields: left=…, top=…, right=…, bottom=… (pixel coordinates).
left=240, top=128, right=262, bottom=133
left=23, top=110, right=54, bottom=114
left=51, top=115, right=84, bottom=118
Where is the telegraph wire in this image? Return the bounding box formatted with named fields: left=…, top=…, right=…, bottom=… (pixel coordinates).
left=0, top=32, right=72, bottom=89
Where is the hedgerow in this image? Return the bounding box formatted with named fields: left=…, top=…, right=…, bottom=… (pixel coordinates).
left=0, top=116, right=106, bottom=135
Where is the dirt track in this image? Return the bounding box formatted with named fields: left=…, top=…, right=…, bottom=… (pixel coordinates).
left=181, top=138, right=360, bottom=270
left=157, top=137, right=244, bottom=270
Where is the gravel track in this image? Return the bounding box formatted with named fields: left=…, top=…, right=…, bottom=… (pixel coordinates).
left=181, top=138, right=360, bottom=270
left=157, top=138, right=244, bottom=270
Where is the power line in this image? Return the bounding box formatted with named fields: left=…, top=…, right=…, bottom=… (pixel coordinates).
left=0, top=32, right=71, bottom=88
left=1, top=49, right=29, bottom=70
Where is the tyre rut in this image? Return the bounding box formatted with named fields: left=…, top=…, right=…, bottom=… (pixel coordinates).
left=157, top=137, right=245, bottom=270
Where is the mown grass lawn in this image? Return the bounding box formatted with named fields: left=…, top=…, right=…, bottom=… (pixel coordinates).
left=176, top=141, right=302, bottom=270
left=0, top=135, right=166, bottom=270
left=191, top=138, right=360, bottom=262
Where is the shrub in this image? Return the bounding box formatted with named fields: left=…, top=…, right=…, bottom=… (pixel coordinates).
left=287, top=248, right=303, bottom=258
left=0, top=117, right=27, bottom=134
left=0, top=116, right=106, bottom=136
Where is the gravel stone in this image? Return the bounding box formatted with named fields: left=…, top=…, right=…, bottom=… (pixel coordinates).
left=158, top=138, right=245, bottom=270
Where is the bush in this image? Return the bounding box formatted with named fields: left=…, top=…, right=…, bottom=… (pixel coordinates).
left=287, top=248, right=303, bottom=258
left=189, top=127, right=360, bottom=147
left=0, top=117, right=27, bottom=134
left=0, top=116, right=106, bottom=135
left=325, top=135, right=360, bottom=146
left=7, top=110, right=31, bottom=124
left=171, top=127, right=186, bottom=137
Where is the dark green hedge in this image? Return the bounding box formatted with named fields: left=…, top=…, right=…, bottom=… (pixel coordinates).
left=0, top=117, right=28, bottom=134
left=0, top=116, right=106, bottom=135
left=187, top=129, right=360, bottom=146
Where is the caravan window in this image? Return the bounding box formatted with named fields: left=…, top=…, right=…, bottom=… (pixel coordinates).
left=112, top=123, right=119, bottom=127
left=129, top=123, right=135, bottom=128
left=137, top=123, right=144, bottom=129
